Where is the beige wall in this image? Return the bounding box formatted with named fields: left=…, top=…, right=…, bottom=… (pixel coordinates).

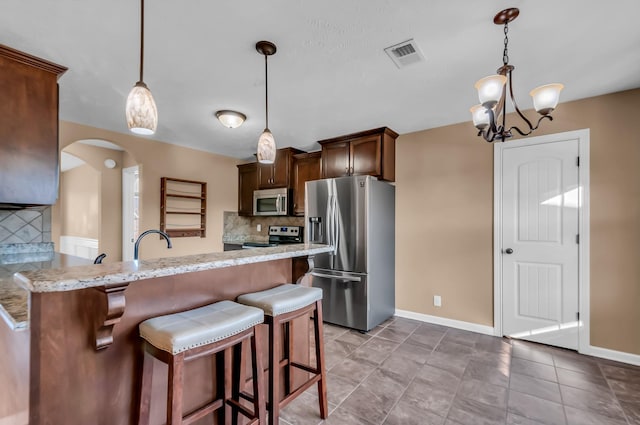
left=58, top=121, right=239, bottom=260
left=58, top=164, right=100, bottom=239
left=396, top=88, right=640, bottom=355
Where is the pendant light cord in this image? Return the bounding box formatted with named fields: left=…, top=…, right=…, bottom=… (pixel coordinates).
left=264, top=53, right=269, bottom=129
left=139, top=0, right=145, bottom=83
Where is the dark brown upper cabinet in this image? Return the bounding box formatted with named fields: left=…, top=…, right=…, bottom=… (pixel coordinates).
left=257, top=147, right=304, bottom=189
left=0, top=44, right=67, bottom=206
left=292, top=151, right=321, bottom=216
left=319, top=127, right=398, bottom=182
left=237, top=162, right=258, bottom=216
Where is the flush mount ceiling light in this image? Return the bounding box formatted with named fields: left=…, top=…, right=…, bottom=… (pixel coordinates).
left=125, top=0, right=158, bottom=135
left=470, top=8, right=564, bottom=143
left=215, top=110, right=246, bottom=128
left=256, top=40, right=277, bottom=164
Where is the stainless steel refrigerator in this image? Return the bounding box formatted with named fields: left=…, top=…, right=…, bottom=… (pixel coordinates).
left=305, top=175, right=395, bottom=331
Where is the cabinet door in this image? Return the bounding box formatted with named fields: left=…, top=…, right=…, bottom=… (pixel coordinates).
left=257, top=162, right=273, bottom=188
left=292, top=152, right=321, bottom=216
left=238, top=163, right=258, bottom=216
left=321, top=141, right=350, bottom=178
left=271, top=149, right=290, bottom=187
left=0, top=48, right=65, bottom=205
left=350, top=134, right=381, bottom=177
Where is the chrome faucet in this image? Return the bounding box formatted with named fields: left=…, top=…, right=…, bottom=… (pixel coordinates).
left=134, top=229, right=172, bottom=260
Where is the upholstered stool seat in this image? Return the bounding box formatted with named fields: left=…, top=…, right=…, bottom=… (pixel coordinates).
left=138, top=300, right=266, bottom=425
left=237, top=284, right=323, bottom=317
left=237, top=284, right=327, bottom=425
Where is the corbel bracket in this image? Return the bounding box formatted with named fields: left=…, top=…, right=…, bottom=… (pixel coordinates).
left=94, top=282, right=129, bottom=350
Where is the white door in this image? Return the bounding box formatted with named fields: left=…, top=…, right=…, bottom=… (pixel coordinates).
left=122, top=166, right=140, bottom=261
left=501, top=139, right=580, bottom=350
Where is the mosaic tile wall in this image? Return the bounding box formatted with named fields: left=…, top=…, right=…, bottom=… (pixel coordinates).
left=0, top=207, right=52, bottom=245
left=223, top=211, right=304, bottom=243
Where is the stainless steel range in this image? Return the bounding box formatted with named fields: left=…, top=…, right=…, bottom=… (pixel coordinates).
left=242, top=225, right=303, bottom=248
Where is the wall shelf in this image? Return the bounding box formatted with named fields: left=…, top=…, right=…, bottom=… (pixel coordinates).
left=160, top=177, right=207, bottom=238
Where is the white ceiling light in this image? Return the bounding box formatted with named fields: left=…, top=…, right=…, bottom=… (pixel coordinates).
left=215, top=110, right=246, bottom=128
left=470, top=8, right=564, bottom=143
left=256, top=40, right=277, bottom=164
left=125, top=0, right=158, bottom=135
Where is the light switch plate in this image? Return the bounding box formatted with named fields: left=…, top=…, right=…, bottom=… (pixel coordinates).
left=434, top=295, right=442, bottom=307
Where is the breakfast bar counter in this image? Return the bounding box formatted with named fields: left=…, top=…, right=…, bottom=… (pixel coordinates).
left=0, top=243, right=331, bottom=425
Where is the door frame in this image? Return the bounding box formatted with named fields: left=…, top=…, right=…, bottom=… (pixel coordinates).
left=122, top=165, right=140, bottom=261
left=493, top=129, right=590, bottom=353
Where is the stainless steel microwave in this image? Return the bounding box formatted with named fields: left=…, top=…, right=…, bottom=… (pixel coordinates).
left=253, top=188, right=288, bottom=216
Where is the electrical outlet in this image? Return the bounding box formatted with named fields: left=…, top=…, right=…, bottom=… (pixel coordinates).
left=256, top=224, right=262, bottom=232
left=434, top=295, right=442, bottom=307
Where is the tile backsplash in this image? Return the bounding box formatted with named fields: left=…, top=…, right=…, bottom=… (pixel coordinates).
left=0, top=207, right=52, bottom=245
left=223, top=211, right=304, bottom=244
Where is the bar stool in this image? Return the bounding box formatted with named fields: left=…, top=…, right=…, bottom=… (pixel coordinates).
left=137, top=300, right=266, bottom=425
left=237, top=284, right=328, bottom=425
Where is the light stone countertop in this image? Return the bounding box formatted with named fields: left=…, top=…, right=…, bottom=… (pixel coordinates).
left=15, top=243, right=332, bottom=293
left=0, top=252, right=93, bottom=330
left=1, top=244, right=330, bottom=330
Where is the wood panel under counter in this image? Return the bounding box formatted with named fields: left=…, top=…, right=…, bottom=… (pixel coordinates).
left=1, top=244, right=331, bottom=425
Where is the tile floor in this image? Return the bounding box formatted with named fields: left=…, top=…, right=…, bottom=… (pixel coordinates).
left=279, top=316, right=640, bottom=425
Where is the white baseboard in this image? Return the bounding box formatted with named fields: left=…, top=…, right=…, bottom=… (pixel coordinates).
left=394, top=310, right=640, bottom=366
left=584, top=345, right=640, bottom=366
left=59, top=235, right=98, bottom=261
left=395, top=309, right=495, bottom=336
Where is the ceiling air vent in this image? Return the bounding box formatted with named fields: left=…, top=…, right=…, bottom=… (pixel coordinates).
left=384, top=39, right=425, bottom=69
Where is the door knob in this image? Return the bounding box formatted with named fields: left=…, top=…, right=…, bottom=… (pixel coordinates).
left=505, top=248, right=514, bottom=254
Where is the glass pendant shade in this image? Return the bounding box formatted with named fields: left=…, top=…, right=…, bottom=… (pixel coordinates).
left=126, top=82, right=158, bottom=135
left=470, top=104, right=490, bottom=130
left=257, top=129, right=276, bottom=164
left=475, top=74, right=507, bottom=108
left=530, top=83, right=564, bottom=115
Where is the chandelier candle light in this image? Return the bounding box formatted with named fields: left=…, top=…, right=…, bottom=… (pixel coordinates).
left=471, top=8, right=564, bottom=143
left=125, top=0, right=158, bottom=135
left=256, top=41, right=277, bottom=164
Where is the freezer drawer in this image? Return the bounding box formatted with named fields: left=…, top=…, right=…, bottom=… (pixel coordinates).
left=311, top=269, right=369, bottom=331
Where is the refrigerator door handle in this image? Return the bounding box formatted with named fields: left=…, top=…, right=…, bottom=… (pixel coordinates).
left=332, top=195, right=340, bottom=255
left=311, top=272, right=362, bottom=282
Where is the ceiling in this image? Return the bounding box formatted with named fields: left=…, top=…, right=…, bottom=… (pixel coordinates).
left=2, top=1, right=639, bottom=161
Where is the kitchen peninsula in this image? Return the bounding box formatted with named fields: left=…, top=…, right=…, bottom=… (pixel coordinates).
left=0, top=243, right=331, bottom=425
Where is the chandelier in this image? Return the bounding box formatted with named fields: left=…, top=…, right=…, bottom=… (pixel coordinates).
left=470, top=8, right=563, bottom=143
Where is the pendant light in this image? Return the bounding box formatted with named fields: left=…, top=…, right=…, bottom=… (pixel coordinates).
left=125, top=0, right=158, bottom=135
left=256, top=41, right=277, bottom=164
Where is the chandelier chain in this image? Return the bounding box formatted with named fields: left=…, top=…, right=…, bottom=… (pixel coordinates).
left=503, top=22, right=509, bottom=66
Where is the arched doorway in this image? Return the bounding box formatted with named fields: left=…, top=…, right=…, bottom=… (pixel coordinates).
left=54, top=139, right=138, bottom=262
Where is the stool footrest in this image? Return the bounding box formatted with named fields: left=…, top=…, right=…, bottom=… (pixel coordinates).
left=226, top=398, right=255, bottom=419
left=290, top=361, right=319, bottom=375
left=280, top=374, right=322, bottom=410
left=182, top=398, right=224, bottom=425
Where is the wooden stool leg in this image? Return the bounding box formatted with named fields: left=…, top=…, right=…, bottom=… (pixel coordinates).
left=225, top=347, right=235, bottom=425
left=314, top=300, right=328, bottom=419
left=269, top=317, right=281, bottom=425
left=138, top=347, right=154, bottom=425
left=284, top=321, right=293, bottom=395
left=167, top=352, right=185, bottom=425
left=251, top=325, right=267, bottom=424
